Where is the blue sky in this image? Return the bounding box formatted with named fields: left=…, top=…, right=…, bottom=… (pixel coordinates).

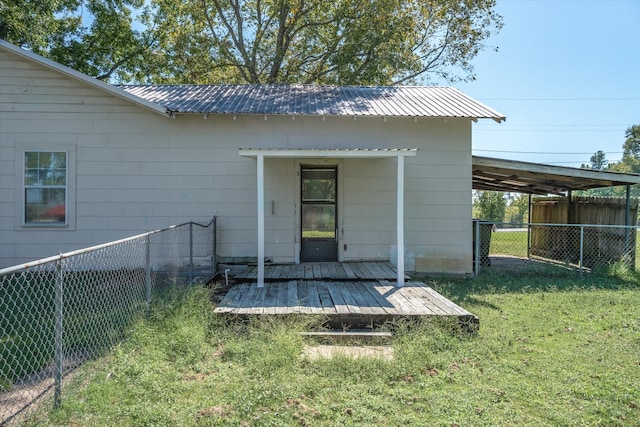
left=456, top=0, right=640, bottom=167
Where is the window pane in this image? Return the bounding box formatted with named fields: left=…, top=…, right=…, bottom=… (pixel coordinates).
left=24, top=169, right=39, bottom=185
left=302, top=169, right=336, bottom=202
left=302, top=205, right=335, bottom=238
left=52, top=169, right=66, bottom=185
left=39, top=152, right=52, bottom=168
left=39, top=169, right=50, bottom=185
left=25, top=152, right=39, bottom=168
left=26, top=188, right=43, bottom=204
left=51, top=152, right=66, bottom=168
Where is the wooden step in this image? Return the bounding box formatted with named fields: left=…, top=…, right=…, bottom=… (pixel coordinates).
left=300, top=330, right=392, bottom=338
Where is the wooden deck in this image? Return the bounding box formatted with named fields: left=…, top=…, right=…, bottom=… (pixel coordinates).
left=234, top=261, right=409, bottom=281
left=214, top=262, right=478, bottom=328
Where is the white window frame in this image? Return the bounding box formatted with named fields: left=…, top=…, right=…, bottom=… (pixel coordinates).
left=15, top=144, right=76, bottom=230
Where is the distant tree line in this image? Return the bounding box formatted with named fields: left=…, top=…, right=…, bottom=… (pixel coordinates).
left=473, top=191, right=528, bottom=224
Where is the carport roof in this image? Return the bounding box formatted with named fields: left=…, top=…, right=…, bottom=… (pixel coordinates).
left=473, top=156, right=640, bottom=195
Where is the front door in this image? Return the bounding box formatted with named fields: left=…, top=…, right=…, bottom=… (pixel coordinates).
left=300, top=166, right=337, bottom=262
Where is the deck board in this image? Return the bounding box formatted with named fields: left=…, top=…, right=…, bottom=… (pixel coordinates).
left=341, top=263, right=358, bottom=279
left=286, top=280, right=300, bottom=313
left=341, top=282, right=363, bottom=314
left=325, top=282, right=350, bottom=315
left=316, top=281, right=337, bottom=314
left=274, top=282, right=289, bottom=314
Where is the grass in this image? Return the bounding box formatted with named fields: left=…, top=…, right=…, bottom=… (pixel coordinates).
left=489, top=229, right=530, bottom=258
left=301, top=230, right=335, bottom=238
left=22, top=271, right=640, bottom=426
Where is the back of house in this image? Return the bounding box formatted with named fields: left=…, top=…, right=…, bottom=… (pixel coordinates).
left=0, top=40, right=505, bottom=275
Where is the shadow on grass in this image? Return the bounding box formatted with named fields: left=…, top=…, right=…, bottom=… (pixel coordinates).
left=414, top=258, right=640, bottom=309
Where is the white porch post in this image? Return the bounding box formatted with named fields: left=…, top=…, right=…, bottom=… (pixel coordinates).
left=257, top=153, right=265, bottom=287
left=396, top=155, right=405, bottom=287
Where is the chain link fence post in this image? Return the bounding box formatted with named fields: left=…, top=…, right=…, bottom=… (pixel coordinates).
left=474, top=220, right=480, bottom=276
left=54, top=258, right=63, bottom=408
left=212, top=216, right=217, bottom=276
left=145, top=235, right=152, bottom=315
left=189, top=222, right=194, bottom=283
left=579, top=225, right=584, bottom=277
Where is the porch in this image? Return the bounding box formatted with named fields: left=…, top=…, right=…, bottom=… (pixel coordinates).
left=214, top=262, right=478, bottom=329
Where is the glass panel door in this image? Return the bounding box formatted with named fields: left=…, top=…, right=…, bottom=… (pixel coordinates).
left=301, top=167, right=337, bottom=261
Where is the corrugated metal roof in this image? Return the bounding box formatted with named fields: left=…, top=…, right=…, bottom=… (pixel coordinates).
left=119, top=84, right=505, bottom=121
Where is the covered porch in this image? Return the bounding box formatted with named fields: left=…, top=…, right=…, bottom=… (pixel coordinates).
left=239, top=148, right=418, bottom=288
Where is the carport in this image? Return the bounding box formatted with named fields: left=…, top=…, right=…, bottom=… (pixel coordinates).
left=472, top=155, right=640, bottom=224
left=472, top=156, right=640, bottom=273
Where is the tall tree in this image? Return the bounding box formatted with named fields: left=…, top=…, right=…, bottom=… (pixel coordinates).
left=622, top=124, right=640, bottom=162
left=0, top=0, right=151, bottom=83
left=504, top=193, right=529, bottom=224
left=2, top=0, right=502, bottom=85
left=0, top=0, right=82, bottom=55
left=581, top=150, right=608, bottom=170
left=145, top=0, right=502, bottom=85
left=578, top=123, right=640, bottom=199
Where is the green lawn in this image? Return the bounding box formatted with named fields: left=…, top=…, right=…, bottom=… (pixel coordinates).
left=24, top=271, right=640, bottom=426
left=489, top=230, right=530, bottom=258
left=302, top=230, right=335, bottom=238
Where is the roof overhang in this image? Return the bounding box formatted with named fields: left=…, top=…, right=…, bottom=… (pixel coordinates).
left=0, top=40, right=170, bottom=118
left=239, top=148, right=418, bottom=158
left=473, top=156, right=640, bottom=195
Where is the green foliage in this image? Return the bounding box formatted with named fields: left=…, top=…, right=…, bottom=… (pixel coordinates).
left=1, top=0, right=150, bottom=83
left=0, top=0, right=81, bottom=54
left=473, top=190, right=507, bottom=222
left=504, top=193, right=529, bottom=224
left=144, top=0, right=502, bottom=85
left=581, top=150, right=608, bottom=170
left=579, top=123, right=640, bottom=200
left=622, top=124, right=640, bottom=161
left=23, top=278, right=640, bottom=426
left=2, top=0, right=502, bottom=85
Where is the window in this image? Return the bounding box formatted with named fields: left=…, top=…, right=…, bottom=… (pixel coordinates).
left=24, top=151, right=67, bottom=225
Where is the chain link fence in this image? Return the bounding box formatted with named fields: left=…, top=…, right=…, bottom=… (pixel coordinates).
left=474, top=221, right=639, bottom=275
left=0, top=218, right=216, bottom=425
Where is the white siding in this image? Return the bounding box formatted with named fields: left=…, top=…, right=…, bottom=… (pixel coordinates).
left=0, top=50, right=473, bottom=274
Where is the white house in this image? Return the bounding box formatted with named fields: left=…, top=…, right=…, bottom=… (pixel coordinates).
left=0, top=40, right=505, bottom=277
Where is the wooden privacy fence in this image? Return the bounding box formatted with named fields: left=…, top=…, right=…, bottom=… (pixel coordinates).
left=530, top=196, right=638, bottom=269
